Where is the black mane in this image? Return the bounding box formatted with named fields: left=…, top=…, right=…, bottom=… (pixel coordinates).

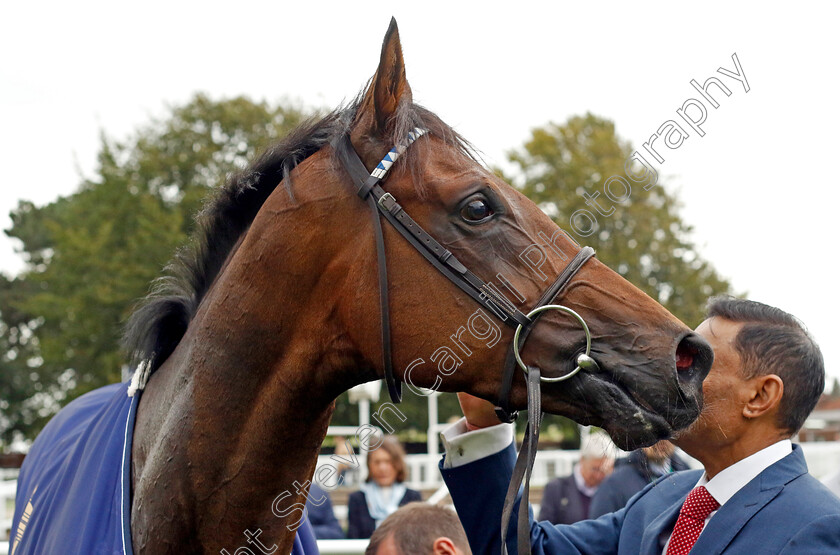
left=122, top=97, right=472, bottom=372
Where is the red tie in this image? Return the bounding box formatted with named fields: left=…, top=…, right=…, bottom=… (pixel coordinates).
left=666, top=486, right=721, bottom=555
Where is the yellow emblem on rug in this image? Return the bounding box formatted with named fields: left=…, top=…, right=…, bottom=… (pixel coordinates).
left=11, top=486, right=36, bottom=555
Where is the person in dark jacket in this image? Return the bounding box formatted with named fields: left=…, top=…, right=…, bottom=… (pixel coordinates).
left=347, top=436, right=422, bottom=539
left=305, top=482, right=345, bottom=539
left=588, top=439, right=690, bottom=518
left=539, top=431, right=616, bottom=524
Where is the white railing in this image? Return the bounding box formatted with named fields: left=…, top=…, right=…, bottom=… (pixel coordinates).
left=1, top=480, right=16, bottom=549
left=317, top=539, right=369, bottom=554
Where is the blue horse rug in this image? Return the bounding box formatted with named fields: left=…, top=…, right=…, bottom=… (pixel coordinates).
left=10, top=381, right=318, bottom=554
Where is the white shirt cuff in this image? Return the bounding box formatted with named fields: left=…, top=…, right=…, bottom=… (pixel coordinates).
left=440, top=417, right=514, bottom=468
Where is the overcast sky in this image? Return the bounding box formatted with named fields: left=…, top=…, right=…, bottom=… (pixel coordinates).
left=2, top=2, right=839, bottom=385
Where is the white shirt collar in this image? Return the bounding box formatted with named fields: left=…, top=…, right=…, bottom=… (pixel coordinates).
left=697, top=439, right=793, bottom=506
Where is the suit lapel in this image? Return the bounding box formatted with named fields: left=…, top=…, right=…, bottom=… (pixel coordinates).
left=640, top=496, right=683, bottom=555
left=690, top=480, right=782, bottom=554
left=688, top=447, right=807, bottom=554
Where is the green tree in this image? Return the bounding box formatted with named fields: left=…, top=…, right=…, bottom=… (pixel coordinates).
left=0, top=95, right=308, bottom=445
left=506, top=113, right=732, bottom=326
left=0, top=274, right=56, bottom=446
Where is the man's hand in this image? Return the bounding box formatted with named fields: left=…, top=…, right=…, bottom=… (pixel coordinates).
left=457, top=392, right=504, bottom=430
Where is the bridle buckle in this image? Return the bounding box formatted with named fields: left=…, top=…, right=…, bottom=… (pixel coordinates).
left=377, top=192, right=397, bottom=211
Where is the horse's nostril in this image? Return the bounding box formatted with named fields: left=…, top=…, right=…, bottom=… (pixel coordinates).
left=676, top=342, right=697, bottom=371
left=675, top=332, right=713, bottom=386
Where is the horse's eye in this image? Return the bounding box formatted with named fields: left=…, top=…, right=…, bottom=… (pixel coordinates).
left=460, top=198, right=495, bottom=224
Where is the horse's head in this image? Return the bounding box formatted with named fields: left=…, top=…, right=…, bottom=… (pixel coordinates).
left=315, top=20, right=712, bottom=450
left=119, top=19, right=712, bottom=554
left=206, top=20, right=711, bottom=451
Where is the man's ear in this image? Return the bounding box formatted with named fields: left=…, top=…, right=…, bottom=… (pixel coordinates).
left=743, top=374, right=784, bottom=419
left=356, top=17, right=413, bottom=139
left=432, top=537, right=460, bottom=555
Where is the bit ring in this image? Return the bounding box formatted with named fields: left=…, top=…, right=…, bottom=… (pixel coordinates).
left=512, top=304, right=597, bottom=383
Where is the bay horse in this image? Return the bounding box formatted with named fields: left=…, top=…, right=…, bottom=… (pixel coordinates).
left=11, top=19, right=713, bottom=555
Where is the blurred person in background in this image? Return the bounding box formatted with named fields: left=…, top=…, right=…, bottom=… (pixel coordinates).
left=539, top=431, right=616, bottom=524
left=333, top=435, right=353, bottom=484
left=347, top=436, right=422, bottom=539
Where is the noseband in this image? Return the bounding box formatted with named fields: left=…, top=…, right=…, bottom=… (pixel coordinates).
left=334, top=128, right=596, bottom=554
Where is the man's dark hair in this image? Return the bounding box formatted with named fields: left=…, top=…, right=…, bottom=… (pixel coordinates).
left=707, top=296, right=824, bottom=434
left=365, top=502, right=471, bottom=555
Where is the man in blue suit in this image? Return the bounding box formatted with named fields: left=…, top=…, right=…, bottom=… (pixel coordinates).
left=439, top=297, right=840, bottom=553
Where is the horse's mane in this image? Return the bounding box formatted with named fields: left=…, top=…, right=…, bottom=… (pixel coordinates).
left=123, top=95, right=473, bottom=373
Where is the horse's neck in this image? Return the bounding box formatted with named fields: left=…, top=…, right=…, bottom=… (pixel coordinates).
left=131, top=280, right=354, bottom=554
left=131, top=166, right=376, bottom=553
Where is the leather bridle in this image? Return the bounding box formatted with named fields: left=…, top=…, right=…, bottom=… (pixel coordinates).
left=333, top=128, right=597, bottom=405
left=333, top=128, right=598, bottom=553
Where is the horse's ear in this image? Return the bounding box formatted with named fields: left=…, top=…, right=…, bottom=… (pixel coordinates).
left=359, top=17, right=412, bottom=136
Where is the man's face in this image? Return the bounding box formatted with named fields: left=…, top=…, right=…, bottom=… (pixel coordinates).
left=369, top=449, right=398, bottom=487
left=672, top=317, right=747, bottom=454
left=579, top=456, right=614, bottom=488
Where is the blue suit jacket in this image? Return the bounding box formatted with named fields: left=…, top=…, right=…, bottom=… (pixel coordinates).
left=441, top=443, right=840, bottom=554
